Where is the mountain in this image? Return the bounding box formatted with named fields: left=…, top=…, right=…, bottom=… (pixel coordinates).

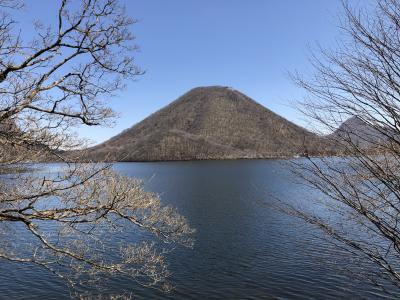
left=84, top=86, right=329, bottom=161
left=330, top=116, right=388, bottom=148
left=0, top=119, right=56, bottom=164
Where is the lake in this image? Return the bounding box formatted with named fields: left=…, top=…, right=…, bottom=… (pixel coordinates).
left=0, top=160, right=398, bottom=299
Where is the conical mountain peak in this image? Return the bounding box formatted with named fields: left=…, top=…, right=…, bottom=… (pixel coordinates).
left=86, top=87, right=325, bottom=161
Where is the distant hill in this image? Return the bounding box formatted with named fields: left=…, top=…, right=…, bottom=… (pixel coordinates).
left=0, top=119, right=56, bottom=163
left=83, top=86, right=331, bottom=161
left=330, top=116, right=389, bottom=149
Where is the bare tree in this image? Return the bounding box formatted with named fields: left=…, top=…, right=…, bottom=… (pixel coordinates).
left=286, top=0, right=400, bottom=292
left=0, top=0, right=194, bottom=298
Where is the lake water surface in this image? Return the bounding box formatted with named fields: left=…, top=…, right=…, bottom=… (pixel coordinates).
left=1, top=160, right=399, bottom=299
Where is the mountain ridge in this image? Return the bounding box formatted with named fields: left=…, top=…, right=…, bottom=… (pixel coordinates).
left=330, top=116, right=391, bottom=149
left=83, top=86, right=331, bottom=161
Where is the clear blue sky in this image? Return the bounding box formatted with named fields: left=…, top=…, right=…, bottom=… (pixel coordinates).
left=21, top=0, right=368, bottom=144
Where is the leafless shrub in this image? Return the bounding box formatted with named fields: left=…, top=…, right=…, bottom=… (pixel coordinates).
left=0, top=0, right=194, bottom=298
left=288, top=0, right=400, bottom=291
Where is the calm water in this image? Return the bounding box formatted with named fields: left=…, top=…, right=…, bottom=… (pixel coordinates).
left=1, top=160, right=399, bottom=299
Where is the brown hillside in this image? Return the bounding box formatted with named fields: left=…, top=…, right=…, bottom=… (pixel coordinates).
left=85, top=86, right=327, bottom=161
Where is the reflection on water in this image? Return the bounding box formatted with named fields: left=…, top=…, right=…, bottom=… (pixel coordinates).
left=0, top=160, right=399, bottom=299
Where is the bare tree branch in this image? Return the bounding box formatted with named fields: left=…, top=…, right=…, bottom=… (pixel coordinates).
left=287, top=0, right=400, bottom=293
left=0, top=1, right=194, bottom=298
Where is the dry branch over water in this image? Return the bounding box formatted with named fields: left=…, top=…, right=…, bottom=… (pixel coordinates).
left=0, top=0, right=194, bottom=297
